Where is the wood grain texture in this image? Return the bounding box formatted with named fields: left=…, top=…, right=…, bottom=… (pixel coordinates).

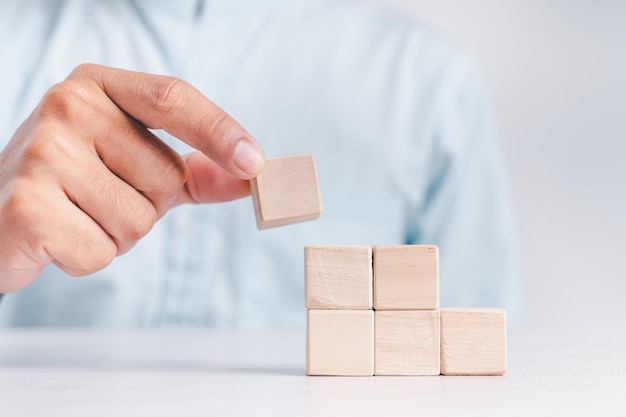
left=250, top=154, right=323, bottom=230
left=374, top=310, right=440, bottom=376
left=307, top=310, right=374, bottom=376
left=440, top=308, right=507, bottom=376
left=373, top=245, right=439, bottom=310
left=305, top=245, right=373, bottom=309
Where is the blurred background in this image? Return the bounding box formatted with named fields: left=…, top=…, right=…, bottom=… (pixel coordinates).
left=381, top=0, right=626, bottom=329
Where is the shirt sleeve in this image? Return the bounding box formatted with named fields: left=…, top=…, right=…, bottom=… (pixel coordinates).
left=405, top=56, right=523, bottom=325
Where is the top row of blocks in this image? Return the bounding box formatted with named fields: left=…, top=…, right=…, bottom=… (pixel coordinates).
left=305, top=245, right=439, bottom=310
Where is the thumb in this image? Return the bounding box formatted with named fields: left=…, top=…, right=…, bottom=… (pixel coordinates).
left=172, top=152, right=252, bottom=206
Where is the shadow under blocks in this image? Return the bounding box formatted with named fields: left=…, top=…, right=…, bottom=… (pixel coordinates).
left=304, top=245, right=507, bottom=376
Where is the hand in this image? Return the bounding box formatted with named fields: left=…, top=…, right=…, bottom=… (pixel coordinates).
left=0, top=64, right=265, bottom=292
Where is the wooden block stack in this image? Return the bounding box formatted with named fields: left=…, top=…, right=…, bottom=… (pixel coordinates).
left=305, top=245, right=506, bottom=376
left=248, top=153, right=505, bottom=376
left=305, top=246, right=374, bottom=376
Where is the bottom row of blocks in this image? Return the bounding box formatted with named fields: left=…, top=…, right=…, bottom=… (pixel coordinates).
left=307, top=308, right=506, bottom=376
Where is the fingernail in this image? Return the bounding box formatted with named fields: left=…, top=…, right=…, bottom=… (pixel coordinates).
left=233, top=140, right=264, bottom=175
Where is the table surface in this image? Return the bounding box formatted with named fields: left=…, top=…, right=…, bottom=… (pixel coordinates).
left=1, top=328, right=625, bottom=417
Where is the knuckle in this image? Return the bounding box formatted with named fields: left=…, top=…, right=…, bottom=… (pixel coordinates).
left=38, top=80, right=94, bottom=121
left=93, top=238, right=118, bottom=270
left=124, top=200, right=157, bottom=242
left=198, top=111, right=222, bottom=140
left=71, top=234, right=117, bottom=274
left=163, top=157, right=188, bottom=195
left=0, top=180, right=39, bottom=230
left=67, top=63, right=100, bottom=80
left=151, top=76, right=189, bottom=115
left=89, top=175, right=157, bottom=244
left=199, top=111, right=231, bottom=140
left=21, top=126, right=78, bottom=168
left=166, top=155, right=189, bottom=189
left=152, top=152, right=188, bottom=196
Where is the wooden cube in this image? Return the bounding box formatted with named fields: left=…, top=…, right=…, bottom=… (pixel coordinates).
left=307, top=310, right=374, bottom=376
left=250, top=154, right=323, bottom=230
left=440, top=308, right=507, bottom=375
left=375, top=310, right=440, bottom=375
left=373, top=245, right=439, bottom=310
left=305, top=245, right=373, bottom=310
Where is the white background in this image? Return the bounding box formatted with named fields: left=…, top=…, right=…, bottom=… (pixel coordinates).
left=382, top=0, right=626, bottom=329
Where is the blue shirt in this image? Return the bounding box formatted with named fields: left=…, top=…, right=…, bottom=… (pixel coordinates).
left=0, top=0, right=521, bottom=327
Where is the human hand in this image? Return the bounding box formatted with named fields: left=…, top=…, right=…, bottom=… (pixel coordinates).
left=0, top=64, right=264, bottom=292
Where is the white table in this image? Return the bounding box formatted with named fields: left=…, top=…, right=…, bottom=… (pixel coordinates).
left=1, top=328, right=625, bottom=416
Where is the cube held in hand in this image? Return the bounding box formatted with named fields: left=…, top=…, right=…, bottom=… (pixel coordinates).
left=250, top=154, right=322, bottom=230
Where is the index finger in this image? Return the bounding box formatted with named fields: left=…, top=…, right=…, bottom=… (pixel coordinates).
left=68, top=64, right=265, bottom=179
